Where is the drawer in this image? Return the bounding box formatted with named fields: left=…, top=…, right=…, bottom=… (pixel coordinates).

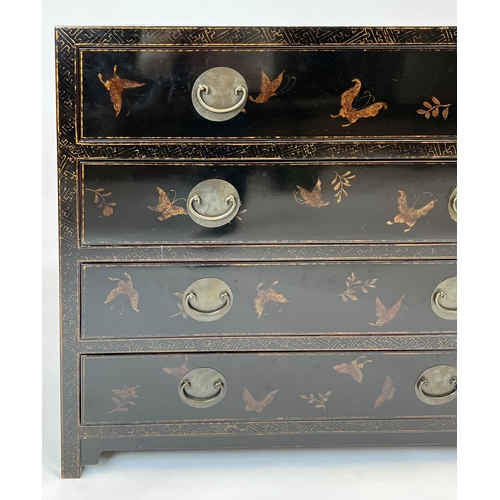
left=81, top=161, right=456, bottom=246
left=81, top=261, right=457, bottom=339
left=79, top=47, right=456, bottom=141
left=81, top=352, right=457, bottom=425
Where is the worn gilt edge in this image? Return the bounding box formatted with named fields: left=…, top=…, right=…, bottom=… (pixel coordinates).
left=56, top=27, right=457, bottom=46
left=78, top=417, right=457, bottom=436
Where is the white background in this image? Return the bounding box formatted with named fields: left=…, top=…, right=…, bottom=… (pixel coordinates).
left=34, top=1, right=481, bottom=498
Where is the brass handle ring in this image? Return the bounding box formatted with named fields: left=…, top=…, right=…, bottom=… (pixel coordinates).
left=416, top=376, right=457, bottom=402
left=180, top=379, right=224, bottom=405
left=185, top=291, right=231, bottom=316
left=196, top=84, right=247, bottom=113
left=433, top=289, right=457, bottom=315
left=188, top=194, right=237, bottom=222
left=448, top=188, right=457, bottom=222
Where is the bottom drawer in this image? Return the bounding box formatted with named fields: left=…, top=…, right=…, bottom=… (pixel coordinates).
left=81, top=352, right=457, bottom=425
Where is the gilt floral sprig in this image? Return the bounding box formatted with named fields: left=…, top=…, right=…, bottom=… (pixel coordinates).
left=108, top=385, right=140, bottom=414
left=332, top=171, right=356, bottom=203
left=86, top=187, right=116, bottom=217
left=416, top=96, right=450, bottom=120
left=340, top=273, right=378, bottom=302
left=236, top=208, right=248, bottom=221
left=300, top=391, right=332, bottom=412
left=170, top=292, right=187, bottom=319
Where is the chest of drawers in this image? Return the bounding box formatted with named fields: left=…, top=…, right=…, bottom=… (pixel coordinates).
left=56, top=26, right=457, bottom=478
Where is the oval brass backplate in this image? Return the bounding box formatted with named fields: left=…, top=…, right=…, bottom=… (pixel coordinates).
left=431, top=276, right=457, bottom=320
left=187, top=179, right=241, bottom=228
left=179, top=368, right=227, bottom=409
left=192, top=67, right=248, bottom=121
left=415, top=365, right=457, bottom=405
left=448, top=187, right=457, bottom=222
left=182, top=278, right=233, bottom=322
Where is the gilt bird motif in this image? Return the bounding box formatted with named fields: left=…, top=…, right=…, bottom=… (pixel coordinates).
left=369, top=296, right=405, bottom=326
left=387, top=190, right=438, bottom=233
left=330, top=78, right=387, bottom=127
left=104, top=273, right=140, bottom=313
left=147, top=187, right=187, bottom=221
left=98, top=65, right=146, bottom=117
left=243, top=387, right=279, bottom=413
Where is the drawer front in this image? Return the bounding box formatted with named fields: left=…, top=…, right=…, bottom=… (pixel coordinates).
left=81, top=161, right=456, bottom=246
left=81, top=261, right=457, bottom=339
left=80, top=47, right=456, bottom=141
left=81, top=352, right=457, bottom=425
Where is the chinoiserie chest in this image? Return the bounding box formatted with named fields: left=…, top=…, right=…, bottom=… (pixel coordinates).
left=56, top=27, right=457, bottom=478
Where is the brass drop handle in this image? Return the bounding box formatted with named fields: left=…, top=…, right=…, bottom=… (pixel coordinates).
left=186, top=179, right=241, bottom=228
left=180, top=379, right=224, bottom=405
left=416, top=375, right=457, bottom=403
left=448, top=188, right=457, bottom=222
left=430, top=276, right=457, bottom=320
left=178, top=368, right=227, bottom=409
left=185, top=291, right=231, bottom=317
left=196, top=84, right=247, bottom=113
left=188, top=193, right=238, bottom=222
left=432, top=288, right=457, bottom=315
left=182, top=278, right=234, bottom=322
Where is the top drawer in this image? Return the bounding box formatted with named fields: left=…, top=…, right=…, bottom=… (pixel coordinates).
left=79, top=48, right=456, bottom=142
left=59, top=27, right=456, bottom=146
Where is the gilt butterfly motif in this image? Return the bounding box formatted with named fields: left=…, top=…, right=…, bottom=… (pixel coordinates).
left=243, top=387, right=279, bottom=413
left=249, top=70, right=296, bottom=104
left=254, top=281, right=289, bottom=319
left=163, top=359, right=190, bottom=379
left=386, top=190, right=438, bottom=233
left=374, top=376, right=395, bottom=409
left=98, top=65, right=146, bottom=117
left=293, top=178, right=330, bottom=208
left=330, top=79, right=387, bottom=127
left=333, top=356, right=373, bottom=383
left=104, top=273, right=140, bottom=314
left=147, top=187, right=187, bottom=221
left=369, top=296, right=405, bottom=326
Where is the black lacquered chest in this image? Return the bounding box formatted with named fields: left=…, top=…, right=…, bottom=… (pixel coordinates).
left=56, top=26, right=457, bottom=478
